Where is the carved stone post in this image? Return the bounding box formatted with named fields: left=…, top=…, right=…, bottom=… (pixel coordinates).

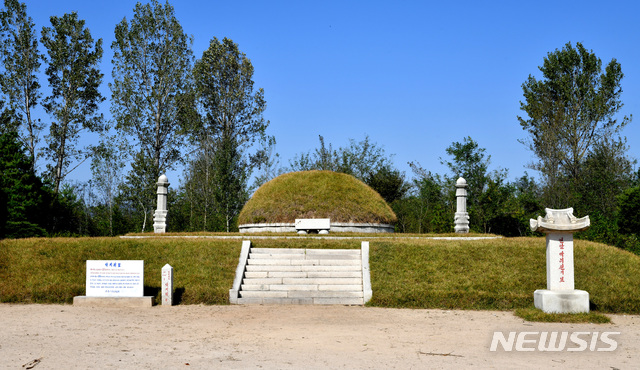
left=162, top=264, right=173, bottom=306
left=454, top=177, right=469, bottom=233
left=530, top=208, right=590, bottom=313
left=153, top=174, right=169, bottom=233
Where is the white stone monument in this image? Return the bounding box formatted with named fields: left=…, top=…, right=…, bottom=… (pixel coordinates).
left=530, top=208, right=590, bottom=313
left=162, top=264, right=173, bottom=306
left=153, top=174, right=170, bottom=233
left=454, top=177, right=469, bottom=233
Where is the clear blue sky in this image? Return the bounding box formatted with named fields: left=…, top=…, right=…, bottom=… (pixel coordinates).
left=23, top=0, right=640, bottom=186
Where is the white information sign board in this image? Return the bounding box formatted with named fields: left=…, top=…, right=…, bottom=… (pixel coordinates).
left=86, top=260, right=144, bottom=297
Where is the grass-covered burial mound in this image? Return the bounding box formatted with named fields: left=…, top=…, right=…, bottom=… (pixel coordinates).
left=238, top=170, right=397, bottom=226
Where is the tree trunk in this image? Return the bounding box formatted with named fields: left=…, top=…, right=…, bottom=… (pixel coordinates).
left=54, top=129, right=67, bottom=195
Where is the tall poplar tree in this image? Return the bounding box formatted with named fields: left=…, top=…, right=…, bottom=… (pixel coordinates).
left=111, top=0, right=193, bottom=180
left=190, top=37, right=269, bottom=231
left=518, top=42, right=631, bottom=206
left=41, top=12, right=105, bottom=194
left=90, top=136, right=126, bottom=236
left=0, top=0, right=42, bottom=169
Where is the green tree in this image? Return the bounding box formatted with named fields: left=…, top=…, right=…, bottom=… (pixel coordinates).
left=335, top=136, right=390, bottom=180
left=510, top=173, right=544, bottom=236
left=612, top=186, right=640, bottom=254
left=477, top=174, right=519, bottom=235
left=51, top=182, right=92, bottom=236
left=518, top=42, right=631, bottom=206
left=576, top=137, right=634, bottom=219
left=365, top=165, right=408, bottom=204
left=251, top=134, right=282, bottom=191
left=90, top=136, right=126, bottom=236
left=182, top=153, right=218, bottom=231
left=399, top=162, right=451, bottom=234
left=441, top=137, right=526, bottom=235
left=441, top=136, right=490, bottom=231
left=41, top=12, right=105, bottom=194
left=288, top=135, right=337, bottom=172
left=212, top=136, right=248, bottom=232
left=441, top=136, right=489, bottom=201
left=0, top=0, right=42, bottom=169
left=118, top=150, right=156, bottom=233
left=0, top=130, right=49, bottom=238
left=618, top=186, right=640, bottom=235
left=111, top=0, right=194, bottom=181
left=289, top=135, right=393, bottom=182
left=412, top=172, right=450, bottom=233
left=0, top=99, right=18, bottom=134
left=188, top=37, right=269, bottom=232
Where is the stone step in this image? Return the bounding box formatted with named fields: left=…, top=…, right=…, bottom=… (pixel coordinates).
left=242, top=278, right=362, bottom=286
left=244, top=271, right=363, bottom=278
left=305, top=249, right=361, bottom=255
left=251, top=248, right=306, bottom=254
left=237, top=297, right=313, bottom=304
left=312, top=297, right=364, bottom=305
left=236, top=297, right=364, bottom=305
left=239, top=291, right=288, bottom=298
left=248, top=253, right=306, bottom=260
left=233, top=247, right=367, bottom=306
left=238, top=290, right=364, bottom=298
left=245, top=265, right=362, bottom=272
left=306, top=271, right=362, bottom=278
left=251, top=248, right=360, bottom=255
left=241, top=284, right=364, bottom=292
left=240, top=284, right=364, bottom=292
left=286, top=291, right=364, bottom=298
left=246, top=259, right=361, bottom=266
left=249, top=253, right=360, bottom=260
left=239, top=290, right=364, bottom=298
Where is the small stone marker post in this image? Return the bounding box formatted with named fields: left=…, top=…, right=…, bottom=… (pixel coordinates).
left=454, top=177, right=469, bottom=233
left=162, top=264, right=173, bottom=306
left=153, top=174, right=170, bottom=233
left=530, top=208, right=590, bottom=313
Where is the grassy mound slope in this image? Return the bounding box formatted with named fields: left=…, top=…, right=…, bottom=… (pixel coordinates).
left=0, top=238, right=239, bottom=305
left=368, top=237, right=640, bottom=313
left=1, top=237, right=639, bottom=314
left=238, top=170, right=397, bottom=225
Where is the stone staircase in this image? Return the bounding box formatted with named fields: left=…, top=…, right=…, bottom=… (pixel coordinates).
left=230, top=243, right=371, bottom=305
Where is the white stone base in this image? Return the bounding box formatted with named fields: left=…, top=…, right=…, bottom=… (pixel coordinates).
left=73, top=296, right=154, bottom=308
left=533, top=289, right=589, bottom=314
left=153, top=210, right=168, bottom=233
left=454, top=212, right=469, bottom=233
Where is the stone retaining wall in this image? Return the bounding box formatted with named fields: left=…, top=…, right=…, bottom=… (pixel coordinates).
left=238, top=222, right=394, bottom=233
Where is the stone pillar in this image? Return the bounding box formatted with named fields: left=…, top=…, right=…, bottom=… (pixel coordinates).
left=153, top=174, right=170, bottom=233
left=162, top=264, right=173, bottom=306
left=454, top=177, right=469, bottom=233
left=530, top=208, right=590, bottom=313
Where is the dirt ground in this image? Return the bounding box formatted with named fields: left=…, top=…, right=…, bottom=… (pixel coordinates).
left=1, top=304, right=638, bottom=369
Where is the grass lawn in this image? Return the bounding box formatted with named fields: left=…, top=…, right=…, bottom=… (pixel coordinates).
left=1, top=235, right=640, bottom=316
